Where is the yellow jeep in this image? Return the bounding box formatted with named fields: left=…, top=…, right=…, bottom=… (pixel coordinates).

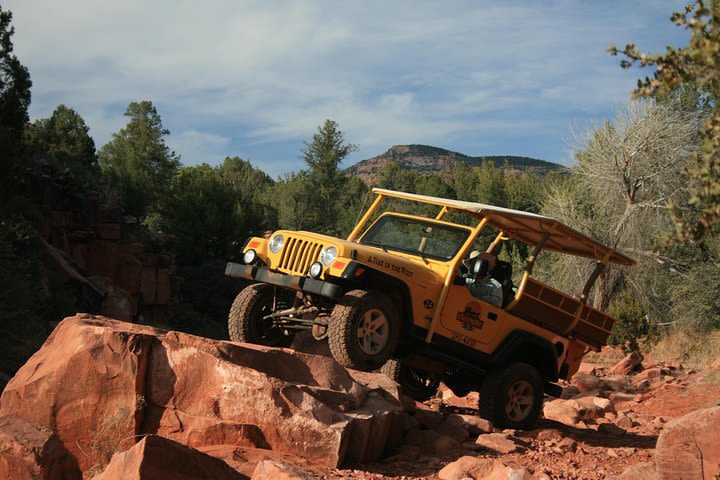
left=225, top=188, right=635, bottom=428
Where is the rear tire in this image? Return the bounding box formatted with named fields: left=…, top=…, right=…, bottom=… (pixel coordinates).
left=479, top=362, right=543, bottom=430
left=328, top=290, right=400, bottom=371
left=228, top=284, right=293, bottom=347
left=381, top=359, right=439, bottom=402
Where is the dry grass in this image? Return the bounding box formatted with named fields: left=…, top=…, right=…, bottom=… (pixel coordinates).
left=86, top=394, right=146, bottom=477
left=649, top=329, right=720, bottom=369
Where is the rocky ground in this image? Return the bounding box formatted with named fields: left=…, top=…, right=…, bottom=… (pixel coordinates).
left=1, top=314, right=718, bottom=479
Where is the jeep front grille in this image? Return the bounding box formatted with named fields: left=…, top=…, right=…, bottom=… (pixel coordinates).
left=278, top=237, right=324, bottom=275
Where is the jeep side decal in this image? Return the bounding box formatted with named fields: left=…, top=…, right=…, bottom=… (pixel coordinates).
left=367, top=256, right=414, bottom=278
left=457, top=301, right=484, bottom=331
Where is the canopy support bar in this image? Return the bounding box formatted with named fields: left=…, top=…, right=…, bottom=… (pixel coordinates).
left=425, top=217, right=489, bottom=343
left=506, top=230, right=552, bottom=311
left=347, top=194, right=384, bottom=242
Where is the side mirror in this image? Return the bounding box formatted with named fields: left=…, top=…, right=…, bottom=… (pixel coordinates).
left=472, top=258, right=489, bottom=278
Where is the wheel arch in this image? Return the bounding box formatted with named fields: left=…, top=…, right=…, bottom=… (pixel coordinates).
left=490, top=330, right=559, bottom=382
left=340, top=262, right=414, bottom=332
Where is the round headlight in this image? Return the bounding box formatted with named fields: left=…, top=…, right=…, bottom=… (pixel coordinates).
left=268, top=234, right=284, bottom=253
left=243, top=249, right=257, bottom=264
left=319, top=246, right=337, bottom=266
left=309, top=262, right=323, bottom=279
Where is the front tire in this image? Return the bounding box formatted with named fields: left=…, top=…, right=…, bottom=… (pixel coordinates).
left=228, top=284, right=293, bottom=347
left=479, top=362, right=543, bottom=430
left=328, top=290, right=400, bottom=371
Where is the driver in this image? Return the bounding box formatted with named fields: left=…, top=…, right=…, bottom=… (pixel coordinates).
left=462, top=251, right=503, bottom=307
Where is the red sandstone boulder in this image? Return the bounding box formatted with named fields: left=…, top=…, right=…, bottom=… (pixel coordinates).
left=610, top=350, right=643, bottom=375
left=0, top=315, right=403, bottom=473
left=445, top=413, right=493, bottom=435
left=93, top=435, right=246, bottom=480
left=655, top=406, right=720, bottom=480
left=474, top=433, right=522, bottom=454
left=0, top=416, right=81, bottom=480
left=542, top=399, right=580, bottom=425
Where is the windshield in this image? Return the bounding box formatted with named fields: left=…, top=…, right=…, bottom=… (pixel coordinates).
left=360, top=214, right=470, bottom=261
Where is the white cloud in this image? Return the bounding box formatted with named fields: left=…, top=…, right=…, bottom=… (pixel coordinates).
left=167, top=130, right=232, bottom=165
left=5, top=0, right=690, bottom=172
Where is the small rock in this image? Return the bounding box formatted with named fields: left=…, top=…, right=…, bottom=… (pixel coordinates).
left=251, top=460, right=315, bottom=480
left=610, top=350, right=643, bottom=375
left=634, top=379, right=651, bottom=392
left=438, top=456, right=531, bottom=480
left=560, top=385, right=580, bottom=399
left=445, top=414, right=493, bottom=435
left=652, top=416, right=667, bottom=428
left=634, top=368, right=662, bottom=382
left=572, top=373, right=606, bottom=393
left=607, top=448, right=619, bottom=458
left=528, top=428, right=563, bottom=443
left=474, top=433, right=521, bottom=454
left=557, top=437, right=577, bottom=453
left=604, top=375, right=633, bottom=392
left=576, top=396, right=613, bottom=413
left=615, top=416, right=634, bottom=429
left=543, top=399, right=580, bottom=425
left=608, top=392, right=635, bottom=404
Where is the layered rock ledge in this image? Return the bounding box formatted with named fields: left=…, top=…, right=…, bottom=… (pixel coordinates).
left=0, top=314, right=403, bottom=474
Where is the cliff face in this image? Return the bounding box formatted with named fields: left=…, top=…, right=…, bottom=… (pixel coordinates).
left=345, top=144, right=563, bottom=184
left=23, top=167, right=175, bottom=324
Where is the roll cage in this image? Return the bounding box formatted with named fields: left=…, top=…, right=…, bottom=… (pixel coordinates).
left=347, top=188, right=636, bottom=346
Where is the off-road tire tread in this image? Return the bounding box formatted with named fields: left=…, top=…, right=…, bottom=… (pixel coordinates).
left=228, top=283, right=273, bottom=343
left=380, top=359, right=402, bottom=381
left=381, top=359, right=439, bottom=401
left=479, top=362, right=543, bottom=430
left=328, top=289, right=399, bottom=371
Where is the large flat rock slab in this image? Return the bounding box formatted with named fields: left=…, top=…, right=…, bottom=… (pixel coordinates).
left=1, top=314, right=403, bottom=473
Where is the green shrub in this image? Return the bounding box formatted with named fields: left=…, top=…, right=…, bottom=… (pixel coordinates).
left=607, top=289, right=654, bottom=352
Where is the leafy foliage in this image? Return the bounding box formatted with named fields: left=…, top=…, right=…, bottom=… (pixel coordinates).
left=26, top=104, right=98, bottom=186
left=610, top=0, right=720, bottom=241
left=669, top=261, right=720, bottom=331
left=0, top=7, right=31, bottom=198
left=607, top=289, right=653, bottom=352
left=99, top=101, right=181, bottom=219
left=541, top=99, right=703, bottom=311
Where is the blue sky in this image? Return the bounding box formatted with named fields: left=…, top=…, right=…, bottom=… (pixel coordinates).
left=6, top=1, right=688, bottom=178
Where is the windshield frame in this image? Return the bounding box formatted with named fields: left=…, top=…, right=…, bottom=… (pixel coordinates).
left=358, top=213, right=473, bottom=262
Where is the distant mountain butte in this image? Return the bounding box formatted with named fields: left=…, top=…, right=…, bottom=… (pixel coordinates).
left=345, top=144, right=563, bottom=184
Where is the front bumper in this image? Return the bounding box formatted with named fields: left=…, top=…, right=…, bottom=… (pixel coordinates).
left=225, top=262, right=344, bottom=299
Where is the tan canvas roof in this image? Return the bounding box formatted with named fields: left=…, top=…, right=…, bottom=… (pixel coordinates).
left=372, top=188, right=636, bottom=266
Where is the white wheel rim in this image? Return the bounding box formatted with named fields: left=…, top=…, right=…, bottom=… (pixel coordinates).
left=505, top=380, right=534, bottom=422
left=356, top=309, right=389, bottom=355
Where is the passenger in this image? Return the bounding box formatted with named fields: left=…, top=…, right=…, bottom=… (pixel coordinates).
left=463, top=251, right=503, bottom=308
